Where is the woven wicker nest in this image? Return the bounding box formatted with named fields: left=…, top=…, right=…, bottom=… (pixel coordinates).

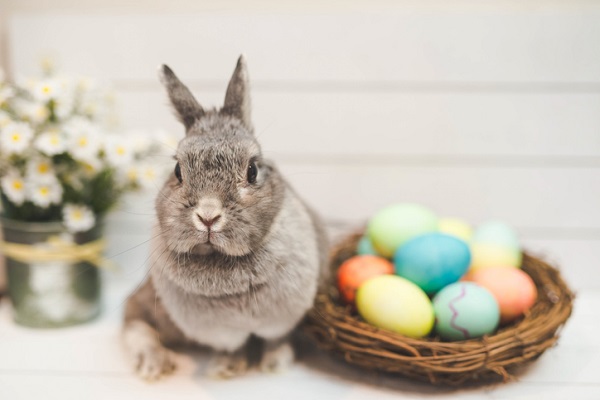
left=303, top=231, right=575, bottom=386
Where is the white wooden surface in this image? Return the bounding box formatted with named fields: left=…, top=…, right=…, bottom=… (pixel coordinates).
left=2, top=6, right=600, bottom=399
left=0, top=232, right=598, bottom=400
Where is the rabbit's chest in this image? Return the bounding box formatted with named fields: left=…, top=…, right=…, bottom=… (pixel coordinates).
left=154, top=272, right=316, bottom=351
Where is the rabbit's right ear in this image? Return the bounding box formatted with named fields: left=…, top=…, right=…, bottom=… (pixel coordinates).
left=158, top=65, right=204, bottom=131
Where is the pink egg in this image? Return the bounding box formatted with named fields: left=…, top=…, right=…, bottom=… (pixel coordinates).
left=463, top=267, right=537, bottom=324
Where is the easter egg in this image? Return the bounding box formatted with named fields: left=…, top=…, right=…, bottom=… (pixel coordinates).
left=474, top=221, right=520, bottom=250
left=356, top=275, right=434, bottom=338
left=439, top=217, right=473, bottom=242
left=368, top=203, right=438, bottom=258
left=356, top=235, right=378, bottom=256
left=433, top=282, right=500, bottom=341
left=463, top=267, right=537, bottom=323
left=470, top=243, right=522, bottom=271
left=337, top=255, right=394, bottom=304
left=394, top=233, right=471, bottom=295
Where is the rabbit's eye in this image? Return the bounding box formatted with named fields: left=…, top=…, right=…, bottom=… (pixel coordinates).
left=174, top=162, right=182, bottom=183
left=247, top=161, right=258, bottom=184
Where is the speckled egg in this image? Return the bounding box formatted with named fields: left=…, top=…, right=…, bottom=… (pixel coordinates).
left=463, top=267, right=537, bottom=323
left=394, top=233, right=471, bottom=295
left=439, top=217, right=473, bottom=242
left=356, top=275, right=435, bottom=338
left=367, top=203, right=438, bottom=258
left=337, top=255, right=394, bottom=304
left=433, top=282, right=500, bottom=341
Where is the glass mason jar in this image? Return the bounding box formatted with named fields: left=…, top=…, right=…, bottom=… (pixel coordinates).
left=1, top=218, right=102, bottom=328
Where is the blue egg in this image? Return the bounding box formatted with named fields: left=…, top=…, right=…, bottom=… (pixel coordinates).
left=394, top=233, right=471, bottom=295
left=357, top=235, right=379, bottom=256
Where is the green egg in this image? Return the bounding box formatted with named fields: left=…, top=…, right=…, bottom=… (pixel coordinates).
left=367, top=203, right=438, bottom=258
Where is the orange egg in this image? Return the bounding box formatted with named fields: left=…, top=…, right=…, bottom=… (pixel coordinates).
left=463, top=267, right=537, bottom=324
left=337, top=255, right=394, bottom=304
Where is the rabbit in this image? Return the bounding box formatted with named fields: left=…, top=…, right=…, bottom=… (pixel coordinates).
left=122, top=55, right=329, bottom=381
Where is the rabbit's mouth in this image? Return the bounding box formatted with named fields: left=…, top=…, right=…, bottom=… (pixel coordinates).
left=190, top=231, right=228, bottom=256
left=190, top=242, right=216, bottom=256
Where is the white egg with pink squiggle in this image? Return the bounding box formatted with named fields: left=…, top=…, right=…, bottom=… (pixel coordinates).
left=433, top=282, right=500, bottom=341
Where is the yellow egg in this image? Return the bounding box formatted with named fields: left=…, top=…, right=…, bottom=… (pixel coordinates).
left=469, top=243, right=522, bottom=272
left=356, top=275, right=434, bottom=338
left=439, top=217, right=473, bottom=242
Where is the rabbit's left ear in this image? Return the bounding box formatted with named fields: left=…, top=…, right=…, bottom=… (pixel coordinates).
left=222, top=55, right=253, bottom=131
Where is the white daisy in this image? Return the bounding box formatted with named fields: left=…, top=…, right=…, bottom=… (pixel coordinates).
left=79, top=158, right=103, bottom=178
left=52, top=91, right=74, bottom=121
left=62, top=203, right=95, bottom=232
left=0, top=85, right=14, bottom=107
left=76, top=77, right=97, bottom=92
left=48, top=76, right=75, bottom=121
left=103, top=134, right=134, bottom=167
left=0, top=110, right=13, bottom=128
left=64, top=118, right=102, bottom=162
left=0, top=121, right=34, bottom=154
left=34, top=128, right=67, bottom=156
left=15, top=76, right=37, bottom=93
left=26, top=158, right=56, bottom=183
left=137, top=163, right=159, bottom=189
left=26, top=177, right=63, bottom=208
left=12, top=98, right=50, bottom=125
left=32, top=78, right=62, bottom=102
left=0, top=169, right=26, bottom=205
left=124, top=165, right=139, bottom=184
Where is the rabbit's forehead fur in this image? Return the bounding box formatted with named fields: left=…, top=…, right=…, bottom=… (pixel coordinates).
left=178, top=112, right=260, bottom=177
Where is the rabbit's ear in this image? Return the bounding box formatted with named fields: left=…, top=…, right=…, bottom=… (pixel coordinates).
left=159, top=65, right=204, bottom=131
left=222, top=55, right=253, bottom=130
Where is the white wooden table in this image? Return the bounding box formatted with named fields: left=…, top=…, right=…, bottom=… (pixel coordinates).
left=0, top=219, right=598, bottom=400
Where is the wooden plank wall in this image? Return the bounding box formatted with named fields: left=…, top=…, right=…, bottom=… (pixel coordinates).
left=7, top=9, right=600, bottom=289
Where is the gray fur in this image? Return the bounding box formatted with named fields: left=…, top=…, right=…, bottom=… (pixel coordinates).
left=222, top=55, right=253, bottom=131
left=123, top=56, right=329, bottom=380
left=159, top=64, right=205, bottom=131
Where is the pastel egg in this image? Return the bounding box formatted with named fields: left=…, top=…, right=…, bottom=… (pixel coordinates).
left=394, top=233, right=471, bottom=295
left=470, top=243, right=523, bottom=271
left=474, top=221, right=520, bottom=250
left=337, top=255, right=394, bottom=304
left=356, top=235, right=379, bottom=256
left=368, top=203, right=438, bottom=258
left=433, top=282, right=500, bottom=341
left=463, top=267, right=537, bottom=324
left=439, top=217, right=473, bottom=242
left=356, top=275, right=434, bottom=338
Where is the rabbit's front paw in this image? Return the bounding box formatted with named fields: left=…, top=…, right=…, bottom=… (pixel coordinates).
left=260, top=341, right=294, bottom=373
left=207, top=351, right=249, bottom=379
left=134, top=345, right=176, bottom=381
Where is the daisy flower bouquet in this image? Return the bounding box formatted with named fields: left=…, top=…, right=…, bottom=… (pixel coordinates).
left=0, top=67, right=168, bottom=230
left=0, top=65, right=173, bottom=327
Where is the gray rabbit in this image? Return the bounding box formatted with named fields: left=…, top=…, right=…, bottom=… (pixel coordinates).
left=122, top=56, right=328, bottom=381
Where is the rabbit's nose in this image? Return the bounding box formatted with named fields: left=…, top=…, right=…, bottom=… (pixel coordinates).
left=194, top=197, right=223, bottom=229
left=197, top=214, right=221, bottom=228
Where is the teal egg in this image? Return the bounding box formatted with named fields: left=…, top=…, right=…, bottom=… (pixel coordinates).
left=357, top=235, right=378, bottom=256
left=394, top=233, right=471, bottom=295
left=473, top=221, right=520, bottom=250
left=367, top=203, right=438, bottom=258
left=433, top=282, right=500, bottom=341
